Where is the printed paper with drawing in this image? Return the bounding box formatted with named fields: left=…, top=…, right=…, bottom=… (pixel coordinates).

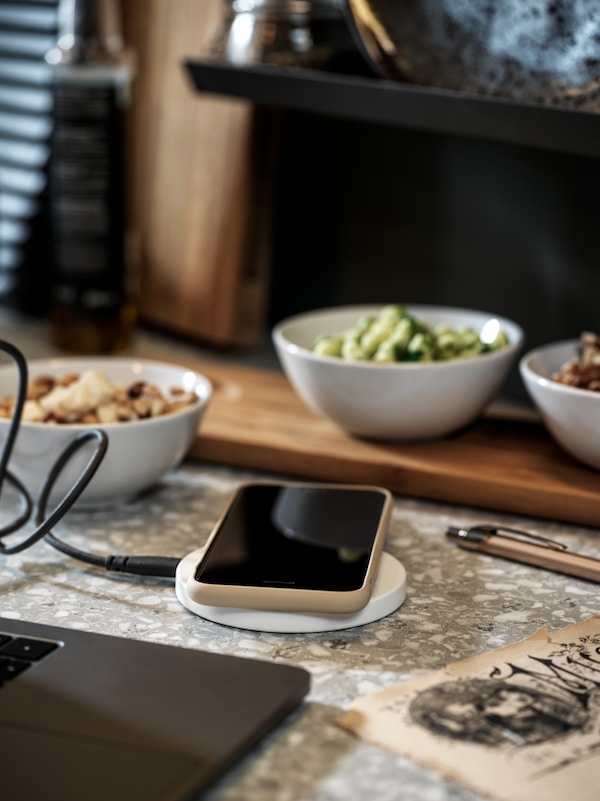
left=337, top=616, right=600, bottom=801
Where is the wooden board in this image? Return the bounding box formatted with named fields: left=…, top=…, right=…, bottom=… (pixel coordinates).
left=182, top=360, right=600, bottom=528
left=122, top=0, right=273, bottom=347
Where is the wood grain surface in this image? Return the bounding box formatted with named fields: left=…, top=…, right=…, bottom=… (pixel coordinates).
left=181, top=359, right=600, bottom=528
left=122, top=0, right=272, bottom=347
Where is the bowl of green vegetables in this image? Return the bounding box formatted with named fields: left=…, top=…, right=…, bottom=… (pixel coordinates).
left=272, top=304, right=524, bottom=440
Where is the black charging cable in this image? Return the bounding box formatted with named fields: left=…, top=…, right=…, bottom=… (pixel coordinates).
left=0, top=340, right=181, bottom=579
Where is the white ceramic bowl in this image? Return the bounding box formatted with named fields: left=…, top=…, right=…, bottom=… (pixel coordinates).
left=520, top=340, right=600, bottom=470
left=272, top=305, right=524, bottom=440
left=0, top=357, right=212, bottom=506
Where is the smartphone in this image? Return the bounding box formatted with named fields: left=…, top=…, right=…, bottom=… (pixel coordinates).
left=186, top=481, right=393, bottom=614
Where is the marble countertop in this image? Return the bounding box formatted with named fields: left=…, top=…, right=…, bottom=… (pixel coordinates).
left=2, top=457, right=599, bottom=801
left=1, top=312, right=599, bottom=800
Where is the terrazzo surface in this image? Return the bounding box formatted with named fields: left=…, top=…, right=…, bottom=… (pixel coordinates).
left=1, top=460, right=599, bottom=801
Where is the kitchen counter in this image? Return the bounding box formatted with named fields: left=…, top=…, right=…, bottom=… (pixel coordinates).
left=1, top=312, right=600, bottom=800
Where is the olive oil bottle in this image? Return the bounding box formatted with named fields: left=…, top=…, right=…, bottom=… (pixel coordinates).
left=46, top=0, right=136, bottom=353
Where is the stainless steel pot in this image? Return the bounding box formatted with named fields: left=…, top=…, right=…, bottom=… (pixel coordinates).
left=211, top=0, right=356, bottom=68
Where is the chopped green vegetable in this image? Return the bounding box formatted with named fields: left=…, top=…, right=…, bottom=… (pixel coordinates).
left=312, top=307, right=510, bottom=364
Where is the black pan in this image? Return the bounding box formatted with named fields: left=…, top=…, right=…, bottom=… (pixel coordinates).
left=345, top=0, right=600, bottom=109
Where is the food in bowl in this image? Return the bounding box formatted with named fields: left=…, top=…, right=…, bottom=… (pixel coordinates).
left=272, top=304, right=524, bottom=441
left=551, top=331, right=600, bottom=392
left=0, top=357, right=212, bottom=505
left=520, top=339, right=600, bottom=471
left=0, top=368, right=198, bottom=424
left=312, top=304, right=510, bottom=363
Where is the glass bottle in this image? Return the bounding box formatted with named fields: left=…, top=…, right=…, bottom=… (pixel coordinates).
left=46, top=0, right=136, bottom=353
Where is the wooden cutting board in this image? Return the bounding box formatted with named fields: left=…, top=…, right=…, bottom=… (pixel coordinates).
left=122, top=1, right=272, bottom=348
left=183, top=360, right=600, bottom=529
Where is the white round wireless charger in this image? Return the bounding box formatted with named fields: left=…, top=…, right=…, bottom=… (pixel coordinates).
left=175, top=549, right=407, bottom=633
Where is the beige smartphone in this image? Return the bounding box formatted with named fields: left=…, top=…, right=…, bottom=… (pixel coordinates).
left=187, top=480, right=393, bottom=614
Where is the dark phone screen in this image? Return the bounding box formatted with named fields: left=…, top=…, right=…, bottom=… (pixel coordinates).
left=195, top=485, right=388, bottom=592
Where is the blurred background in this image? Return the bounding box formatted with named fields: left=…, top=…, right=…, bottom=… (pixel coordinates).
left=0, top=0, right=598, bottom=401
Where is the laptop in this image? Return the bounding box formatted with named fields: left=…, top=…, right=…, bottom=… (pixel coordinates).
left=0, top=616, right=310, bottom=801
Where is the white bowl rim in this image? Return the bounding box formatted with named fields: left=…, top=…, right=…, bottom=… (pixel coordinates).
left=0, top=356, right=213, bottom=430
left=520, top=338, right=599, bottom=400
left=273, top=304, right=525, bottom=369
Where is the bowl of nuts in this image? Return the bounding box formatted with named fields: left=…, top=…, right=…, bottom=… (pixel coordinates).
left=520, top=333, right=600, bottom=471
left=0, top=356, right=212, bottom=506
left=272, top=304, right=524, bottom=440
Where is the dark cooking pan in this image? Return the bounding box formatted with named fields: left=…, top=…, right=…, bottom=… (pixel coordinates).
left=345, top=0, right=600, bottom=109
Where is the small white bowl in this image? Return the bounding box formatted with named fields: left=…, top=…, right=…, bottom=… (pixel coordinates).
left=0, top=357, right=212, bottom=506
left=272, top=305, right=524, bottom=441
left=520, top=340, right=600, bottom=470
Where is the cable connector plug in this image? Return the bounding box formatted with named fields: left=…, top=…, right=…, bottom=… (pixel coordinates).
left=104, top=554, right=180, bottom=578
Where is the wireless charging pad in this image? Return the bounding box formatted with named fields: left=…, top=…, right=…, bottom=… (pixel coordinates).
left=175, top=549, right=407, bottom=633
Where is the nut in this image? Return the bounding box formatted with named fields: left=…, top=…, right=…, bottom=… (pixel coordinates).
left=0, top=369, right=197, bottom=424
